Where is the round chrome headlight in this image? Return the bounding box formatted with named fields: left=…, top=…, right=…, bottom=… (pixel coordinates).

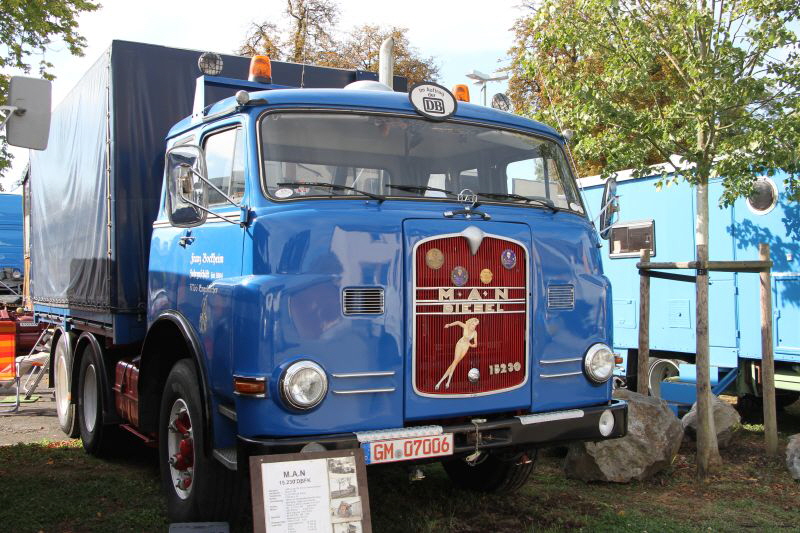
left=584, top=343, right=615, bottom=383
left=12, top=269, right=21, bottom=279
left=280, top=361, right=328, bottom=410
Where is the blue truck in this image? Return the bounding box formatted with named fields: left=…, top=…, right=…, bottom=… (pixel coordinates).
left=10, top=40, right=627, bottom=522
left=580, top=169, right=800, bottom=412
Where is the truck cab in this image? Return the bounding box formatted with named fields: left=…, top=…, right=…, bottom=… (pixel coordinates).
left=146, top=59, right=626, bottom=518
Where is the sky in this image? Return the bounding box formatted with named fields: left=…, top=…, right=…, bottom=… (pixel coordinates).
left=3, top=0, right=526, bottom=192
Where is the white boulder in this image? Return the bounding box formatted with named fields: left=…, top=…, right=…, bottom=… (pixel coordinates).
left=682, top=395, right=741, bottom=449
left=563, top=389, right=684, bottom=482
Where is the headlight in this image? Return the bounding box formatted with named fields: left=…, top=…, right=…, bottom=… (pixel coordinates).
left=584, top=343, right=615, bottom=383
left=12, top=269, right=21, bottom=279
left=280, top=360, right=328, bottom=410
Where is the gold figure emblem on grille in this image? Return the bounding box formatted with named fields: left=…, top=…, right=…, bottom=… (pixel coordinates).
left=435, top=317, right=479, bottom=390
left=425, top=248, right=444, bottom=270
left=479, top=268, right=493, bottom=284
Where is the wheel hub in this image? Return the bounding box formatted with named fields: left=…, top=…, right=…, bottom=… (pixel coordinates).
left=167, top=400, right=195, bottom=499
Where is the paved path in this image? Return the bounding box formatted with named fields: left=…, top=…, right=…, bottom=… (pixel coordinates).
left=0, top=378, right=69, bottom=446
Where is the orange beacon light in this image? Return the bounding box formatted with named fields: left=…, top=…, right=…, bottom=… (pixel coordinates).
left=249, top=55, right=272, bottom=84
left=453, top=84, right=470, bottom=102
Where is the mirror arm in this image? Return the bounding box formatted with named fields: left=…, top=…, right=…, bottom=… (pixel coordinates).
left=592, top=197, right=617, bottom=224
left=0, top=106, right=19, bottom=131
left=187, top=166, right=240, bottom=210
left=177, top=192, right=242, bottom=226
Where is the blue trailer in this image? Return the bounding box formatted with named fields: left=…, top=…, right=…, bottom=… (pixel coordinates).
left=14, top=40, right=627, bottom=522
left=580, top=169, right=800, bottom=411
left=0, top=194, right=23, bottom=303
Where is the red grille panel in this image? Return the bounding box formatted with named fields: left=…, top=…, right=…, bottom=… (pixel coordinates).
left=413, top=235, right=527, bottom=395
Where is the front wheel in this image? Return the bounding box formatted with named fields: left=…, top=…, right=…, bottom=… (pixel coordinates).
left=442, top=450, right=536, bottom=493
left=159, top=359, right=241, bottom=523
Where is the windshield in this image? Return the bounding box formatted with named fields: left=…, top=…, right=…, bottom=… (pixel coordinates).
left=259, top=112, right=583, bottom=212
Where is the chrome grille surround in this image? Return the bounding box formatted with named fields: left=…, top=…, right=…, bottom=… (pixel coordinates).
left=412, top=231, right=530, bottom=398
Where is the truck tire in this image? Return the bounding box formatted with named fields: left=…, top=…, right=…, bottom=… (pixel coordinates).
left=648, top=357, right=680, bottom=398
left=159, top=359, right=241, bottom=523
left=442, top=450, right=536, bottom=493
left=77, top=341, right=118, bottom=456
left=53, top=332, right=79, bottom=438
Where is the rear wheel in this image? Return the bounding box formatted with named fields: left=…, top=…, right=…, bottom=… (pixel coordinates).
left=442, top=450, right=536, bottom=493
left=77, top=340, right=118, bottom=456
left=159, top=359, right=241, bottom=522
left=53, top=332, right=79, bottom=438
left=648, top=358, right=681, bottom=398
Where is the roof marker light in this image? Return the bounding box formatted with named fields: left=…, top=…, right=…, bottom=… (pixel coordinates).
left=249, top=55, right=272, bottom=84
left=453, top=84, right=470, bottom=102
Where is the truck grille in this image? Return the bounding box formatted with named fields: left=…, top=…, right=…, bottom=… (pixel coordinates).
left=342, top=287, right=384, bottom=315
left=413, top=233, right=528, bottom=396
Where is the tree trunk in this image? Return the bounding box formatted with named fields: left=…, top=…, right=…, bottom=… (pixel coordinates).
left=760, top=243, right=778, bottom=456
left=695, top=170, right=722, bottom=479
left=637, top=248, right=651, bottom=394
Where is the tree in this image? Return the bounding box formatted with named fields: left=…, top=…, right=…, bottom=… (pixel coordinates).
left=319, top=25, right=439, bottom=86
left=0, top=0, right=100, bottom=178
left=238, top=2, right=439, bottom=85
left=510, top=0, right=799, bottom=478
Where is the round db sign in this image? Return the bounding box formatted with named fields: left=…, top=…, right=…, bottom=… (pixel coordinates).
left=409, top=83, right=457, bottom=121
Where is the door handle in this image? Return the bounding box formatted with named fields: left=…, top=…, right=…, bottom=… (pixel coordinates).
left=179, top=230, right=195, bottom=248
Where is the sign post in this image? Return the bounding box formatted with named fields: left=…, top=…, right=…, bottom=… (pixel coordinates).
left=250, top=449, right=372, bottom=533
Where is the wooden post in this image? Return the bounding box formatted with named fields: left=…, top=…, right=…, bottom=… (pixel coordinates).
left=695, top=180, right=722, bottom=478
left=637, top=249, right=651, bottom=394
left=760, top=243, right=778, bottom=456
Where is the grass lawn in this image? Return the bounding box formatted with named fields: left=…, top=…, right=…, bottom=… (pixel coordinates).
left=1, top=410, right=799, bottom=533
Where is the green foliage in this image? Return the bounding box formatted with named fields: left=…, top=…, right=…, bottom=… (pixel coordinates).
left=0, top=0, right=99, bottom=178
left=509, top=0, right=800, bottom=204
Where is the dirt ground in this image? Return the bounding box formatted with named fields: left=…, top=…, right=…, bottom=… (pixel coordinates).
left=0, top=376, right=67, bottom=445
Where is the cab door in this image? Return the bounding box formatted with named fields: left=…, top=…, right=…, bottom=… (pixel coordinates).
left=155, top=123, right=248, bottom=335
left=177, top=124, right=247, bottom=324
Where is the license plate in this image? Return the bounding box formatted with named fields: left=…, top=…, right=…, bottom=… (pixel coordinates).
left=362, top=433, right=453, bottom=465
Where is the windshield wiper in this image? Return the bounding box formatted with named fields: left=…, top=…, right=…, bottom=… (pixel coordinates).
left=277, top=182, right=385, bottom=203
left=476, top=192, right=557, bottom=211
left=385, top=184, right=456, bottom=196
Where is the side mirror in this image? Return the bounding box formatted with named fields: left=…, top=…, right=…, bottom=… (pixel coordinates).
left=166, top=145, right=208, bottom=226
left=599, top=177, right=619, bottom=239
left=2, top=76, right=52, bottom=150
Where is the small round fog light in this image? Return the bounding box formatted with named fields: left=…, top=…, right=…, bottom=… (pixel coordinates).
left=598, top=409, right=615, bottom=437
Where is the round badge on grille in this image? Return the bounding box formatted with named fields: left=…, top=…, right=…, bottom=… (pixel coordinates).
left=426, top=248, right=445, bottom=270
left=479, top=268, right=493, bottom=284
left=451, top=266, right=468, bottom=286
left=501, top=249, right=517, bottom=270
left=468, top=368, right=480, bottom=383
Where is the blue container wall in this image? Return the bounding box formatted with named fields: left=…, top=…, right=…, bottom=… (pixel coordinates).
left=582, top=171, right=800, bottom=367
left=0, top=194, right=23, bottom=272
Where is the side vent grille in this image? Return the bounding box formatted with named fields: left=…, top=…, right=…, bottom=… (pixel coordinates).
left=343, top=287, right=385, bottom=315
left=547, top=285, right=575, bottom=310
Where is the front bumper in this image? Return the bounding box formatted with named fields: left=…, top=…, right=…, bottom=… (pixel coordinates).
left=238, top=400, right=627, bottom=462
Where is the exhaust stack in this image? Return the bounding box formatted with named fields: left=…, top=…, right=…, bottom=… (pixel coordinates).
left=379, top=37, right=395, bottom=90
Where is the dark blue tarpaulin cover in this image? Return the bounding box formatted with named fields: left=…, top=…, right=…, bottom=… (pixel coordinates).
left=30, top=40, right=405, bottom=315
